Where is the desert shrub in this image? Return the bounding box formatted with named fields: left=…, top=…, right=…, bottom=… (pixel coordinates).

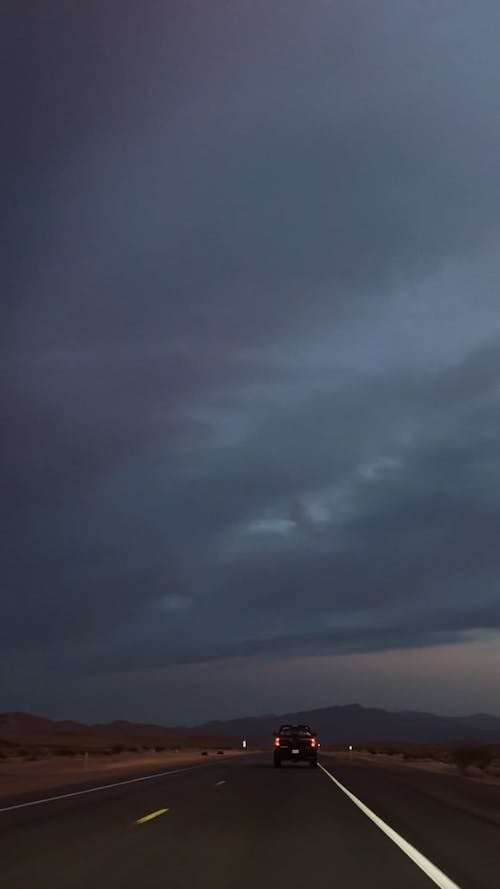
left=487, top=759, right=500, bottom=777
left=55, top=747, right=76, bottom=756
left=452, top=746, right=494, bottom=772
left=111, top=744, right=126, bottom=754
left=154, top=745, right=165, bottom=752
left=201, top=750, right=208, bottom=756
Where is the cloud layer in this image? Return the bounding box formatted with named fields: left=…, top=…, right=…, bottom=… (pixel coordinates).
left=3, top=1, right=500, bottom=720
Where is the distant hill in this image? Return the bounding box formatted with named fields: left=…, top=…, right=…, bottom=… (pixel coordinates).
left=193, top=703, right=500, bottom=744
left=0, top=712, right=237, bottom=750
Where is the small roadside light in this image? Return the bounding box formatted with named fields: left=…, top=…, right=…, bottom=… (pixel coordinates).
left=349, top=745, right=353, bottom=751
left=242, top=739, right=247, bottom=749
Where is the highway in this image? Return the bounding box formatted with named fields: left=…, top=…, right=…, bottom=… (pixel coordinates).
left=0, top=754, right=497, bottom=889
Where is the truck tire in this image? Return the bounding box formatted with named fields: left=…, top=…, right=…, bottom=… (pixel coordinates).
left=273, top=754, right=282, bottom=768
left=309, top=759, right=318, bottom=768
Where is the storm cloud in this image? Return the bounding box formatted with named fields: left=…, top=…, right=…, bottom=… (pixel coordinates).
left=2, top=1, right=500, bottom=721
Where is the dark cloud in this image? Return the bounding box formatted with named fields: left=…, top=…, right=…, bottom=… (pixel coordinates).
left=2, top=1, right=500, bottom=720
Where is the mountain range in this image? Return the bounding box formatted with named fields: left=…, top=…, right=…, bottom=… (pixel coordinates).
left=2, top=704, right=500, bottom=745
left=194, top=703, right=500, bottom=744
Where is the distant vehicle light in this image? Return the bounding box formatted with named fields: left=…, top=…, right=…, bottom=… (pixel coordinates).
left=274, top=737, right=280, bottom=747
left=310, top=738, right=317, bottom=747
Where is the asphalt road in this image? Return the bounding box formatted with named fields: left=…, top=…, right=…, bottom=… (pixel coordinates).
left=0, top=754, right=498, bottom=889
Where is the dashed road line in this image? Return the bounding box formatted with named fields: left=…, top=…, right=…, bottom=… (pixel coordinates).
left=136, top=808, right=169, bottom=824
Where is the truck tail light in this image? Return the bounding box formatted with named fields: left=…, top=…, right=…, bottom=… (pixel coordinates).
left=310, top=738, right=317, bottom=748
left=274, top=736, right=280, bottom=747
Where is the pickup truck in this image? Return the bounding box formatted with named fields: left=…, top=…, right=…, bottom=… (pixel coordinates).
left=273, top=723, right=319, bottom=768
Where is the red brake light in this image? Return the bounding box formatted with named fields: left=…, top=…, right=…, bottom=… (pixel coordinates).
left=310, top=737, right=317, bottom=747
left=274, top=736, right=280, bottom=747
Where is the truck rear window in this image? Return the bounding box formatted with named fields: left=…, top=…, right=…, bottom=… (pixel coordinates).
left=279, top=727, right=312, bottom=737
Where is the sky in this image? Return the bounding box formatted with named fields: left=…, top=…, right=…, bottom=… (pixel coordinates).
left=2, top=1, right=500, bottom=725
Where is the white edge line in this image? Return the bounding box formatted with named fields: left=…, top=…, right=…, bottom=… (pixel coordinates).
left=0, top=764, right=203, bottom=813
left=318, top=762, right=462, bottom=889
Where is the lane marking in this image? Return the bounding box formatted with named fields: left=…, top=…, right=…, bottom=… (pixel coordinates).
left=0, top=764, right=203, bottom=813
left=319, top=763, right=462, bottom=889
left=215, top=780, right=227, bottom=786
left=136, top=808, right=169, bottom=824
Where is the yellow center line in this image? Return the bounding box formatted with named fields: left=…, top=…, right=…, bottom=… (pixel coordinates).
left=135, top=808, right=169, bottom=824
